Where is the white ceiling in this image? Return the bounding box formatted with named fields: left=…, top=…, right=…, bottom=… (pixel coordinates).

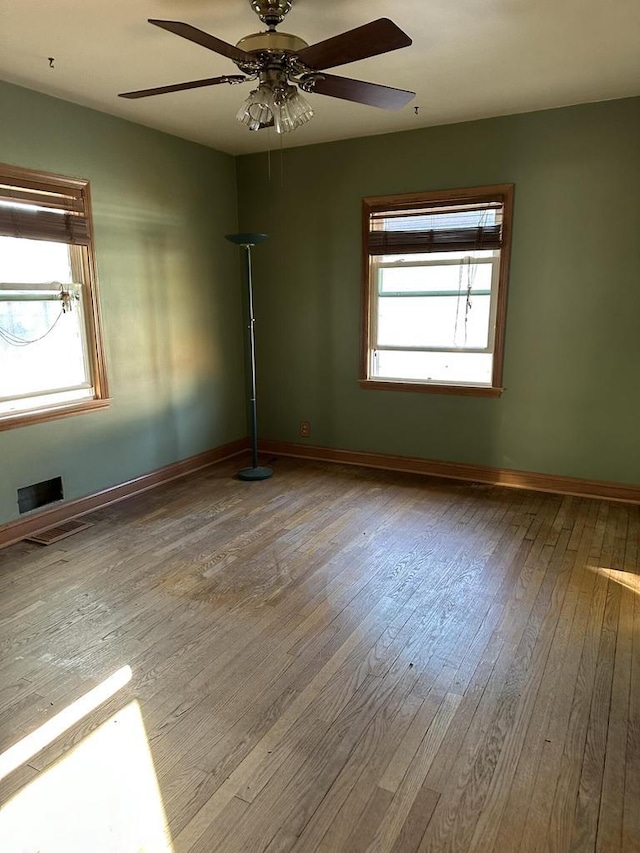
left=1, top=0, right=639, bottom=156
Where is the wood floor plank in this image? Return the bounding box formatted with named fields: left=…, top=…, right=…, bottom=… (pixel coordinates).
left=390, top=783, right=440, bottom=853
left=569, top=504, right=627, bottom=852
left=516, top=504, right=606, bottom=853
left=340, top=785, right=395, bottom=853
left=0, top=458, right=635, bottom=853
left=299, top=668, right=427, bottom=853
left=622, top=504, right=640, bottom=853
left=543, top=507, right=611, bottom=853
left=418, top=511, right=572, bottom=852
left=367, top=691, right=461, bottom=852
left=467, top=530, right=580, bottom=853
left=489, top=499, right=597, bottom=853
left=596, top=581, right=631, bottom=853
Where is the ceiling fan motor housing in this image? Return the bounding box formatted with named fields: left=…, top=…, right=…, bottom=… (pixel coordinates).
left=235, top=31, right=308, bottom=56
left=250, top=0, right=293, bottom=27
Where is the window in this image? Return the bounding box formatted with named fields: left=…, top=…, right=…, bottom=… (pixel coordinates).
left=361, top=185, right=513, bottom=396
left=0, top=163, right=108, bottom=429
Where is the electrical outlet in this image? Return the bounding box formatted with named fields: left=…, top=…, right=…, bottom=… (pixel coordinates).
left=300, top=420, right=311, bottom=438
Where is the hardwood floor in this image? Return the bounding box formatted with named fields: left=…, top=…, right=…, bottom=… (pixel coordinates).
left=0, top=456, right=638, bottom=852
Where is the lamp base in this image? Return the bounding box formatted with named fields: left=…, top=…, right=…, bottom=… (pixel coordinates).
left=238, top=465, right=273, bottom=481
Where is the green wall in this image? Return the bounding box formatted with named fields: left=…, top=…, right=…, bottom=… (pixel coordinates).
left=1, top=88, right=638, bottom=528
left=0, top=81, right=245, bottom=526
left=237, top=97, right=640, bottom=484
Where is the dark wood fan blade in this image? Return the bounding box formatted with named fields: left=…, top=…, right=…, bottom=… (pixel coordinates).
left=119, top=75, right=246, bottom=99
left=295, top=18, right=411, bottom=71
left=148, top=19, right=253, bottom=64
left=307, top=73, right=415, bottom=110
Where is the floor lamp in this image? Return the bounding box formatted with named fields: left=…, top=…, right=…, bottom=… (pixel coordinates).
left=225, top=232, right=272, bottom=481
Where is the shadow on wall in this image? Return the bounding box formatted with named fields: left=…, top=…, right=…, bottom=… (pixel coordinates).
left=249, top=210, right=342, bottom=445
left=141, top=228, right=180, bottom=462
left=95, top=202, right=234, bottom=460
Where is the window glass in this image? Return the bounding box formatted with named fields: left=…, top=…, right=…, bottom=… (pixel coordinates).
left=377, top=293, right=491, bottom=350
left=378, top=257, right=494, bottom=294
left=374, top=350, right=493, bottom=385
left=0, top=235, right=73, bottom=283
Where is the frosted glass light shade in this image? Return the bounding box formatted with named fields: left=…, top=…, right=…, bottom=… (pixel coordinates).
left=237, top=82, right=314, bottom=133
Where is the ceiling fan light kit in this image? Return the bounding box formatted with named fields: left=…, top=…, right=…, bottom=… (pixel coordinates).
left=119, top=0, right=415, bottom=136
left=237, top=72, right=314, bottom=133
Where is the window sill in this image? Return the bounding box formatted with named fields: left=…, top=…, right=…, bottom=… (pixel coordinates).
left=0, top=397, right=111, bottom=431
left=359, top=379, right=503, bottom=398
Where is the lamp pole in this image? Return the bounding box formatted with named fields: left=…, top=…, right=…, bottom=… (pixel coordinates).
left=225, top=232, right=272, bottom=481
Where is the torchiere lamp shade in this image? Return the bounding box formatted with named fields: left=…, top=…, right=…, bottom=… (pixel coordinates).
left=225, top=233, right=268, bottom=247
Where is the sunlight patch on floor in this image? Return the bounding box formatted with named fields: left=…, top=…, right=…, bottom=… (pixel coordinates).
left=588, top=564, right=640, bottom=595
left=0, top=698, right=173, bottom=852
left=0, top=665, right=132, bottom=783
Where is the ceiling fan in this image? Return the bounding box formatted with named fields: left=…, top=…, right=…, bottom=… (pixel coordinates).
left=119, top=0, right=414, bottom=134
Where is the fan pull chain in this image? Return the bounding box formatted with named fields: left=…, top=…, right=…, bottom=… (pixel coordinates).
left=267, top=133, right=271, bottom=182
left=280, top=131, right=284, bottom=188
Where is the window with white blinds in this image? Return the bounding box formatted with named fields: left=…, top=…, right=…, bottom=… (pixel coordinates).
left=0, top=163, right=109, bottom=428
left=361, top=185, right=514, bottom=395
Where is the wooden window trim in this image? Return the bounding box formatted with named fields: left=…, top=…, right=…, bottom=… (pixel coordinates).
left=358, top=380, right=503, bottom=397
left=360, top=183, right=514, bottom=396
left=0, top=398, right=111, bottom=432
left=0, top=163, right=110, bottom=430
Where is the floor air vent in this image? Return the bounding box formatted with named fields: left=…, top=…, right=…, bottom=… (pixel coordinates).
left=26, top=519, right=93, bottom=545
